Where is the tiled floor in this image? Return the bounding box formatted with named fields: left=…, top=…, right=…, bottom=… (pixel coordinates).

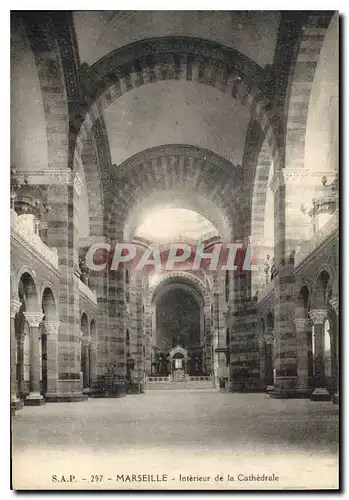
left=12, top=390, right=339, bottom=490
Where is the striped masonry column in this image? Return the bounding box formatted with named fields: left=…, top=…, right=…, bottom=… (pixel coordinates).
left=108, top=267, right=127, bottom=393
left=46, top=175, right=84, bottom=401
left=143, top=279, right=152, bottom=377
left=294, top=310, right=313, bottom=398
left=43, top=320, right=60, bottom=401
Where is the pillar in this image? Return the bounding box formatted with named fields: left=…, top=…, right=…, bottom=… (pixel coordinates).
left=264, top=333, right=274, bottom=389
left=46, top=173, right=85, bottom=401
left=294, top=312, right=313, bottom=398
left=129, top=273, right=144, bottom=393
left=16, top=330, right=26, bottom=401
left=10, top=299, right=22, bottom=412
left=23, top=312, right=45, bottom=405
left=309, top=309, right=331, bottom=401
left=259, top=336, right=266, bottom=389
left=89, top=341, right=98, bottom=388
left=270, top=170, right=298, bottom=398
left=107, top=268, right=127, bottom=395
left=329, top=296, right=339, bottom=404
left=44, top=320, right=60, bottom=401
left=82, top=339, right=90, bottom=393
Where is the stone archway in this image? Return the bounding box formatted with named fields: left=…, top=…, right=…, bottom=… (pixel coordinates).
left=15, top=272, right=44, bottom=405
left=148, top=271, right=210, bottom=378
left=106, top=145, right=245, bottom=243
left=75, top=36, right=280, bottom=174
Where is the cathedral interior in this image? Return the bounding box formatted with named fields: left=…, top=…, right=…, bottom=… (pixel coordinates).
left=10, top=10, right=339, bottom=414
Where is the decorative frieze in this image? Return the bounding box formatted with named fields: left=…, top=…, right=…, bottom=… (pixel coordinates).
left=12, top=170, right=83, bottom=195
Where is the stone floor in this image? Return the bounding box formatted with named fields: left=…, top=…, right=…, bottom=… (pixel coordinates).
left=12, top=390, right=339, bottom=490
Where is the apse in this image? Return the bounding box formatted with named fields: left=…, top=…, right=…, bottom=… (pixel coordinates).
left=155, top=287, right=201, bottom=351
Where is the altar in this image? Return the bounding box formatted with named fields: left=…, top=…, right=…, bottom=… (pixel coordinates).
left=169, top=346, right=188, bottom=381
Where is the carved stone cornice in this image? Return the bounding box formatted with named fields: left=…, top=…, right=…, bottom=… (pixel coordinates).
left=329, top=296, right=339, bottom=315
left=10, top=299, right=22, bottom=319
left=283, top=170, right=336, bottom=183
left=43, top=321, right=60, bottom=337
left=13, top=170, right=83, bottom=195
left=23, top=311, right=44, bottom=328
left=43, top=169, right=72, bottom=184
left=309, top=309, right=327, bottom=325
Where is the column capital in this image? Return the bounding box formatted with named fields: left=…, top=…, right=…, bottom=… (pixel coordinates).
left=10, top=299, right=22, bottom=318
left=90, top=341, right=98, bottom=350
left=329, top=296, right=339, bottom=315
left=309, top=309, right=327, bottom=325
left=294, top=318, right=312, bottom=331
left=23, top=311, right=44, bottom=328
left=43, top=320, right=60, bottom=337
left=81, top=337, right=91, bottom=347
left=264, top=333, right=274, bottom=345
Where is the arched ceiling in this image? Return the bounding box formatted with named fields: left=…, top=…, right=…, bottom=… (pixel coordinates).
left=149, top=270, right=207, bottom=300
left=102, top=80, right=250, bottom=166
left=107, top=145, right=252, bottom=242
left=135, top=208, right=218, bottom=244
left=124, top=187, right=231, bottom=242
left=73, top=11, right=280, bottom=68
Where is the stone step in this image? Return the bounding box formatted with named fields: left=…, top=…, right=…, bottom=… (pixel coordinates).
left=145, top=380, right=214, bottom=390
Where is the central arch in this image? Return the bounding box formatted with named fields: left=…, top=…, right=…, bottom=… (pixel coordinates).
left=106, top=144, right=249, bottom=242
left=74, top=36, right=281, bottom=177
